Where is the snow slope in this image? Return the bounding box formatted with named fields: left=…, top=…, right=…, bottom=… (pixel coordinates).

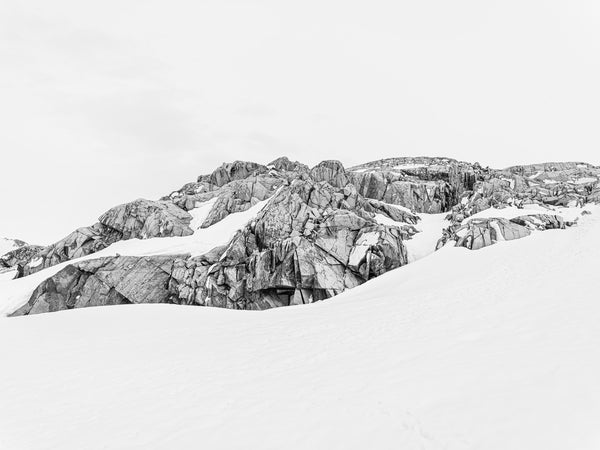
left=0, top=207, right=599, bottom=449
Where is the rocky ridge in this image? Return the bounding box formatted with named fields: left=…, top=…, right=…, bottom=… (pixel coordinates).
left=9, top=156, right=600, bottom=316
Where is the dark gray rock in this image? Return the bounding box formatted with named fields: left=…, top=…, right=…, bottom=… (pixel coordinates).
left=11, top=255, right=185, bottom=316
left=167, top=188, right=409, bottom=310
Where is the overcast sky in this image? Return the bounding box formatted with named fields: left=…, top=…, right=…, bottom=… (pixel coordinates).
left=1, top=0, right=599, bottom=244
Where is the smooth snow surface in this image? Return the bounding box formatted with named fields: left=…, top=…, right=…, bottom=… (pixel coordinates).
left=0, top=200, right=269, bottom=316
left=404, top=213, right=450, bottom=262
left=375, top=212, right=450, bottom=263
left=0, top=270, right=16, bottom=283
left=1, top=208, right=598, bottom=449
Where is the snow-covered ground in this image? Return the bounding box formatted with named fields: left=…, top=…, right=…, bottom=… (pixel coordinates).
left=404, top=213, right=450, bottom=262
left=0, top=206, right=598, bottom=449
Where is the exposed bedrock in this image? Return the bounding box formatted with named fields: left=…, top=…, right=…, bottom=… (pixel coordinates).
left=11, top=255, right=184, bottom=316
left=20, top=199, right=193, bottom=277
left=10, top=156, right=600, bottom=316
left=16, top=180, right=412, bottom=314
left=436, top=214, right=569, bottom=251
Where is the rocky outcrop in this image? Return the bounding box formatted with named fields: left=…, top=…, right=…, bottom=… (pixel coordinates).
left=172, top=185, right=407, bottom=310
left=510, top=214, right=567, bottom=231
left=347, top=157, right=486, bottom=213
left=453, top=218, right=531, bottom=250
left=1, top=244, right=44, bottom=273
left=200, top=160, right=269, bottom=187
left=16, top=179, right=411, bottom=314
left=9, top=156, right=600, bottom=316
left=11, top=255, right=185, bottom=316
left=171, top=180, right=412, bottom=310
left=167, top=175, right=284, bottom=227
left=98, top=199, right=192, bottom=239
left=437, top=213, right=571, bottom=251
left=21, top=199, right=193, bottom=276
left=268, top=156, right=309, bottom=173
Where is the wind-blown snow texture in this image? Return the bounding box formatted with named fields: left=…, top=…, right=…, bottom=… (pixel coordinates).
left=0, top=205, right=598, bottom=449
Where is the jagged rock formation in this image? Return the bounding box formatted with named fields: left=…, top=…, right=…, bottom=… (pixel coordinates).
left=436, top=213, right=570, bottom=251
left=453, top=218, right=531, bottom=250
left=9, top=156, right=600, bottom=316
left=14, top=179, right=412, bottom=315
left=448, top=161, right=599, bottom=225
left=347, top=157, right=484, bottom=213
left=21, top=199, right=193, bottom=276
left=11, top=255, right=185, bottom=315
left=167, top=180, right=409, bottom=310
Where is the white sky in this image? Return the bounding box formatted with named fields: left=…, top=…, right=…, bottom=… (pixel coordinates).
left=1, top=0, right=599, bottom=244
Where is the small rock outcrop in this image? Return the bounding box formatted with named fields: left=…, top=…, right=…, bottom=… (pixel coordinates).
left=310, top=160, right=349, bottom=188
left=1, top=244, right=44, bottom=273
left=453, top=218, right=531, bottom=250
left=201, top=160, right=268, bottom=187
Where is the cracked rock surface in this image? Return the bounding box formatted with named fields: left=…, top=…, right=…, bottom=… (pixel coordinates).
left=11, top=156, right=599, bottom=315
